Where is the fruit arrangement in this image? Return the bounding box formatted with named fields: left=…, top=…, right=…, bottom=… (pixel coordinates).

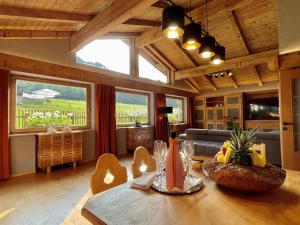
left=202, top=127, right=286, bottom=192
left=213, top=128, right=266, bottom=168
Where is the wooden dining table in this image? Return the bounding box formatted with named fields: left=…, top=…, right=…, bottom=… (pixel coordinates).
left=81, top=170, right=300, bottom=225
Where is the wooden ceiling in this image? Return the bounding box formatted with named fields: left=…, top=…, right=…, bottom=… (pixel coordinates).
left=0, top=0, right=279, bottom=93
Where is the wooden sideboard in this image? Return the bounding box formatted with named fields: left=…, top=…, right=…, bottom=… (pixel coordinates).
left=36, top=131, right=83, bottom=173
left=244, top=120, right=280, bottom=131
left=126, top=126, right=153, bottom=151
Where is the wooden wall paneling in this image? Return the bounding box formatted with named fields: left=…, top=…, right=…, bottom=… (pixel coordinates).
left=0, top=52, right=195, bottom=97
left=69, top=0, right=158, bottom=52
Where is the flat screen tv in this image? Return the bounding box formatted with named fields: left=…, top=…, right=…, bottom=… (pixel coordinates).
left=245, top=97, right=279, bottom=120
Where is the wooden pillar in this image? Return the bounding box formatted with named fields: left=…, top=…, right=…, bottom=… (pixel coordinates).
left=130, top=38, right=139, bottom=78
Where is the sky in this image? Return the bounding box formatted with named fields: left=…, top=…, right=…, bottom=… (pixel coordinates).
left=76, top=39, right=167, bottom=83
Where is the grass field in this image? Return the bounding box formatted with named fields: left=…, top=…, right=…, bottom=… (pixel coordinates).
left=16, top=98, right=181, bottom=127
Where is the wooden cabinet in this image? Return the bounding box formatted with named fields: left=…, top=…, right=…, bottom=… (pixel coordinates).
left=194, top=94, right=243, bottom=130
left=195, top=97, right=205, bottom=129
left=127, top=126, right=153, bottom=151
left=36, top=131, right=82, bottom=173
left=224, top=94, right=243, bottom=129
left=244, top=120, right=279, bottom=131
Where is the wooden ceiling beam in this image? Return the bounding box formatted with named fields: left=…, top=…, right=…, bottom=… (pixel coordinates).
left=175, top=50, right=279, bottom=80
left=0, top=29, right=73, bottom=39
left=0, top=52, right=195, bottom=97
left=101, top=32, right=141, bottom=38
left=0, top=5, right=92, bottom=22
left=69, top=0, right=157, bottom=52
left=228, top=75, right=239, bottom=89
left=184, top=79, right=200, bottom=93
left=151, top=1, right=169, bottom=9
left=145, top=44, right=178, bottom=71
left=227, top=10, right=263, bottom=86
left=123, top=19, right=161, bottom=27
left=171, top=40, right=218, bottom=91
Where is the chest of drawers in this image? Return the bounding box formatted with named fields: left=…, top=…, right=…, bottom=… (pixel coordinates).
left=36, top=131, right=83, bottom=173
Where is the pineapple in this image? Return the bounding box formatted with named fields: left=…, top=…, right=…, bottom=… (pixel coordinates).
left=229, top=127, right=257, bottom=166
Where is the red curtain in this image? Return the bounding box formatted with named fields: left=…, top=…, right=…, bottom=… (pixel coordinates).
left=154, top=93, right=168, bottom=143
left=95, top=84, right=116, bottom=159
left=0, top=70, right=10, bottom=180
left=188, top=97, right=195, bottom=128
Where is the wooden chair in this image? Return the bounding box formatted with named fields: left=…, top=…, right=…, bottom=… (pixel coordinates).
left=131, top=146, right=156, bottom=179
left=90, top=153, right=127, bottom=195
left=252, top=143, right=266, bottom=156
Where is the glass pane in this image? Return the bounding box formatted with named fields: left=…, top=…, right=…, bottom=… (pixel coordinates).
left=195, top=110, right=204, bottom=120
left=16, top=80, right=87, bottom=129
left=116, top=92, right=148, bottom=125
left=207, top=109, right=214, bottom=120
left=226, top=96, right=239, bottom=104
left=195, top=99, right=204, bottom=106
left=166, top=98, right=183, bottom=123
left=138, top=55, right=167, bottom=83
left=292, top=78, right=300, bottom=151
left=76, top=39, right=130, bottom=74
left=195, top=122, right=204, bottom=128
left=216, top=109, right=223, bottom=120
left=216, top=123, right=223, bottom=130
left=227, top=108, right=240, bottom=119
left=207, top=123, right=214, bottom=129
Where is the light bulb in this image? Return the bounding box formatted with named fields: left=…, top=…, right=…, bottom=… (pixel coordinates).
left=200, top=51, right=214, bottom=59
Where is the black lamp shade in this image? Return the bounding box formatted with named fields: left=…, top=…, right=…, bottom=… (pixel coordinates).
left=158, top=107, right=173, bottom=114
left=198, top=35, right=216, bottom=58
left=210, top=45, right=225, bottom=65
left=162, top=5, right=185, bottom=39
left=181, top=22, right=202, bottom=50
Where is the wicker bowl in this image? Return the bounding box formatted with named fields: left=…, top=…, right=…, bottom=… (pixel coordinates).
left=202, top=159, right=286, bottom=192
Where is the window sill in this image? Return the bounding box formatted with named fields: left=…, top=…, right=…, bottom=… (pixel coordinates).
left=9, top=129, right=94, bottom=137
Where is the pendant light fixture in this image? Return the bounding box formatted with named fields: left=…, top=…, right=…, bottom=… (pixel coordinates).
left=210, top=45, right=225, bottom=65
left=162, top=5, right=185, bottom=39
left=198, top=0, right=215, bottom=58
left=198, top=35, right=215, bottom=58
left=181, top=0, right=202, bottom=50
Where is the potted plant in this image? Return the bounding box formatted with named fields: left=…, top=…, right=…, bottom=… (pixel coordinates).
left=130, top=113, right=142, bottom=127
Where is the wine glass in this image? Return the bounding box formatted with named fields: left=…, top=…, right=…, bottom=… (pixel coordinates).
left=182, top=140, right=194, bottom=184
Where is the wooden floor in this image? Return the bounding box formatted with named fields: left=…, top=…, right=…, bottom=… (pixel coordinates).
left=0, top=157, right=133, bottom=225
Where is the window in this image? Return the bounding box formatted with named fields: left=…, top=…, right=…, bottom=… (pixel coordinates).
left=166, top=97, right=184, bottom=123
left=11, top=76, right=90, bottom=132
left=76, top=39, right=130, bottom=74
left=116, top=90, right=149, bottom=125
left=138, top=55, right=168, bottom=83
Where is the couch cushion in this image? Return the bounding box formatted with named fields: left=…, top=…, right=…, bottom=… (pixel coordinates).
left=192, top=140, right=223, bottom=156
left=254, top=132, right=280, bottom=140
left=207, top=129, right=232, bottom=136
left=186, top=129, right=209, bottom=140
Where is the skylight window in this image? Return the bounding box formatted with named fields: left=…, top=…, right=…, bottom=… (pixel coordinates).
left=76, top=39, right=130, bottom=74
left=138, top=55, right=168, bottom=83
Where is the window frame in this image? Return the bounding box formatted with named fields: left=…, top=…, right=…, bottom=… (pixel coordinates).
left=166, top=95, right=185, bottom=124
left=10, top=75, right=91, bottom=134
left=115, top=89, right=150, bottom=127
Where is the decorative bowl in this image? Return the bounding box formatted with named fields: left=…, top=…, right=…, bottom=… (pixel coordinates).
left=202, top=159, right=286, bottom=192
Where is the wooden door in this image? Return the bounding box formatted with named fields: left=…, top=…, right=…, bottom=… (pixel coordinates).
left=279, top=68, right=300, bottom=170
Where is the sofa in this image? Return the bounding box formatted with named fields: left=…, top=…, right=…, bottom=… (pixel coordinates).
left=179, top=129, right=281, bottom=166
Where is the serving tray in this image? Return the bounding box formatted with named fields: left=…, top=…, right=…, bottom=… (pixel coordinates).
left=151, top=174, right=203, bottom=195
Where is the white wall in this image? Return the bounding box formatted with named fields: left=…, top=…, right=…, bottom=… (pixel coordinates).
left=278, top=0, right=300, bottom=54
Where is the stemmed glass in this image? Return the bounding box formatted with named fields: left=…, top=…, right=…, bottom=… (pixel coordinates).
left=153, top=140, right=167, bottom=185
left=182, top=140, right=194, bottom=185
